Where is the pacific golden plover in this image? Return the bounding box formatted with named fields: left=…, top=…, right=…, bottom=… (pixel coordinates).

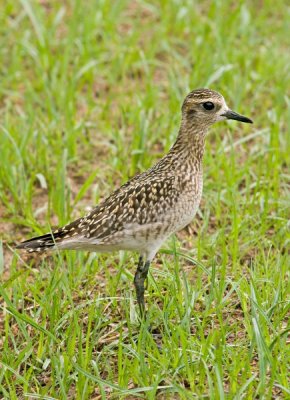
left=17, top=89, right=253, bottom=316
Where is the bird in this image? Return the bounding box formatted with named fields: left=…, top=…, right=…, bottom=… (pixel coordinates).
left=16, top=88, right=253, bottom=318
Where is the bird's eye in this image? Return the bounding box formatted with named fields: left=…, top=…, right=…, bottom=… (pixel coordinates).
left=203, top=102, right=215, bottom=110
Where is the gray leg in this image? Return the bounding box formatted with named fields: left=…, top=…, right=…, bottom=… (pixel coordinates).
left=134, top=256, right=150, bottom=318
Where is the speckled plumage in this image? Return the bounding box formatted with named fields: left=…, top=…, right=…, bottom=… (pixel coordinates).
left=17, top=88, right=252, bottom=316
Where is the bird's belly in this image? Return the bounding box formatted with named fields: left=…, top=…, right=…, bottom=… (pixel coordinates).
left=82, top=222, right=167, bottom=252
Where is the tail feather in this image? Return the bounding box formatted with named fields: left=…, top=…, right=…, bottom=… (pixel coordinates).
left=17, top=216, right=86, bottom=253
left=16, top=231, right=64, bottom=253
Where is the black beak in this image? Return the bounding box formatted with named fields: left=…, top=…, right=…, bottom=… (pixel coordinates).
left=223, top=109, right=253, bottom=124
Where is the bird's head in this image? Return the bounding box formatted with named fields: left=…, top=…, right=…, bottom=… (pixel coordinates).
left=182, top=88, right=253, bottom=128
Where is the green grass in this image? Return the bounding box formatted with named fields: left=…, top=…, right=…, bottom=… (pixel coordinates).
left=0, top=0, right=289, bottom=398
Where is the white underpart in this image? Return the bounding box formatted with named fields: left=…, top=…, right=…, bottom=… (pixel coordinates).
left=55, top=223, right=168, bottom=261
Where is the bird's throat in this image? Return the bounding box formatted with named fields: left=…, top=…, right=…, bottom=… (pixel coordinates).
left=171, top=122, right=207, bottom=164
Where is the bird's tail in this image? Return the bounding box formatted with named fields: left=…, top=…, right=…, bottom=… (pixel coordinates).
left=16, top=231, right=63, bottom=253
left=16, top=217, right=84, bottom=253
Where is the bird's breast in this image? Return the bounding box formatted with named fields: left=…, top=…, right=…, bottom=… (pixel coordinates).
left=168, top=172, right=203, bottom=232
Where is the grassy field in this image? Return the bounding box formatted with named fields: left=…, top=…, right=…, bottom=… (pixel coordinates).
left=0, top=0, right=289, bottom=398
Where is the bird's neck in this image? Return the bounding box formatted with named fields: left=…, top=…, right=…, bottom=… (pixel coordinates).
left=170, top=119, right=207, bottom=165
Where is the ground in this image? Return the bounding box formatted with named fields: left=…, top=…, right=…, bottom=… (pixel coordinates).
left=0, top=0, right=289, bottom=399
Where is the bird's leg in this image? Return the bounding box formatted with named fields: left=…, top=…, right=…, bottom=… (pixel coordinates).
left=134, top=257, right=150, bottom=318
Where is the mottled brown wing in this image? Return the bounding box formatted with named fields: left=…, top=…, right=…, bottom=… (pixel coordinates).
left=78, top=173, right=179, bottom=240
